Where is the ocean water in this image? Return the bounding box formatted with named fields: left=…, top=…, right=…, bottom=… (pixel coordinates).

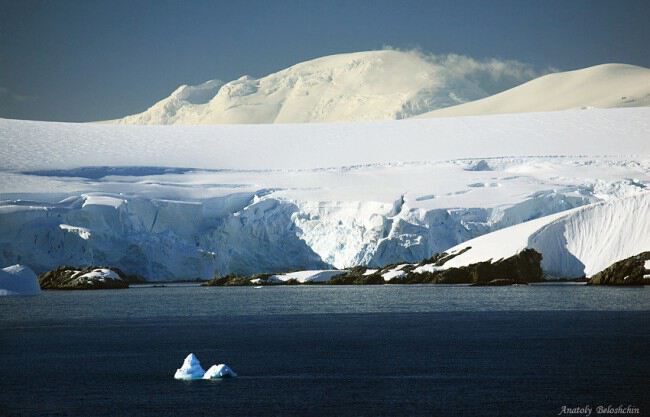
left=1, top=284, right=648, bottom=416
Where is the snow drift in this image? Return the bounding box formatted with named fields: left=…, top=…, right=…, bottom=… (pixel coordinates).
left=420, top=63, right=650, bottom=118
left=112, top=50, right=540, bottom=124
left=0, top=265, right=41, bottom=296
left=441, top=192, right=650, bottom=278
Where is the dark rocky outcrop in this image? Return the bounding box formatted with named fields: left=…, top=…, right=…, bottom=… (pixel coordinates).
left=416, top=246, right=472, bottom=267
left=201, top=248, right=544, bottom=287
left=202, top=275, right=253, bottom=286
left=202, top=273, right=273, bottom=286
left=471, top=279, right=528, bottom=286
left=587, top=252, right=650, bottom=285
left=465, top=159, right=492, bottom=171
left=38, top=266, right=133, bottom=290
left=328, top=267, right=384, bottom=285
left=393, top=248, right=544, bottom=285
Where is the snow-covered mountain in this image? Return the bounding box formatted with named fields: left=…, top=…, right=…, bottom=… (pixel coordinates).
left=1, top=107, right=648, bottom=279
left=112, top=50, right=539, bottom=124
left=419, top=63, right=650, bottom=118
left=112, top=51, right=649, bottom=125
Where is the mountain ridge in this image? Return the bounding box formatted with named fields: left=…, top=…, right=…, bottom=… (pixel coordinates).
left=111, top=51, right=649, bottom=125
left=111, top=50, right=539, bottom=124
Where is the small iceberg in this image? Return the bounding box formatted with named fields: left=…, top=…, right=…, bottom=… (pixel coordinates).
left=174, top=353, right=206, bottom=380
left=203, top=364, right=238, bottom=379
left=173, top=353, right=237, bottom=380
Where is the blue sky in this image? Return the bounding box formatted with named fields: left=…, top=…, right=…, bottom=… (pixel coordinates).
left=1, top=0, right=648, bottom=122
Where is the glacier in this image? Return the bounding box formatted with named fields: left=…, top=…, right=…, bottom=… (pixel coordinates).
left=0, top=264, right=41, bottom=296
left=0, top=108, right=649, bottom=279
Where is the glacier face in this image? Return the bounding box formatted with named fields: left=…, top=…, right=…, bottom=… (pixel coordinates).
left=0, top=186, right=610, bottom=279
left=290, top=189, right=596, bottom=268
left=112, top=50, right=541, bottom=124
left=0, top=194, right=328, bottom=279
left=1, top=109, right=649, bottom=279
left=0, top=264, right=41, bottom=296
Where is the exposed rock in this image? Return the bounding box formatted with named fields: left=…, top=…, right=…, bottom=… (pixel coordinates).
left=465, top=159, right=492, bottom=171
left=202, top=273, right=272, bottom=286
left=328, top=267, right=385, bottom=285
left=587, top=252, right=650, bottom=285
left=38, top=266, right=133, bottom=290
left=200, top=248, right=543, bottom=286
left=471, top=279, right=528, bottom=286
left=393, top=248, right=544, bottom=284
left=416, top=246, right=473, bottom=267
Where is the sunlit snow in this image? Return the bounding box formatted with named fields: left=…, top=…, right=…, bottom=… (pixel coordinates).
left=1, top=107, right=648, bottom=279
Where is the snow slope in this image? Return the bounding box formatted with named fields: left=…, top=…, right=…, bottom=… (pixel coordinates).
left=113, top=50, right=539, bottom=124
left=0, top=265, right=41, bottom=296
left=1, top=108, right=648, bottom=279
left=441, top=192, right=650, bottom=277
left=420, top=64, right=650, bottom=118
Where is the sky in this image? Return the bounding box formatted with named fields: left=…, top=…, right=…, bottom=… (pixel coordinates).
left=1, top=0, right=648, bottom=122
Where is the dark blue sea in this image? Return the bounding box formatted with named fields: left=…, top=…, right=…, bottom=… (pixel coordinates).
left=1, top=284, right=648, bottom=417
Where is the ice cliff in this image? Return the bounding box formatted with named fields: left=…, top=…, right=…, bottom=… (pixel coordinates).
left=0, top=265, right=41, bottom=296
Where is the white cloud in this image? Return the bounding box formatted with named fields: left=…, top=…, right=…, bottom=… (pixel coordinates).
left=380, top=46, right=552, bottom=95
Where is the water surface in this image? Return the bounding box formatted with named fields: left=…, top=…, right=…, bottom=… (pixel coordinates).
left=1, top=285, right=648, bottom=416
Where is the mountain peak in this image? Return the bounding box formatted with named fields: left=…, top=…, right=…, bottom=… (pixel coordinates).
left=112, top=50, right=538, bottom=125
left=112, top=51, right=650, bottom=125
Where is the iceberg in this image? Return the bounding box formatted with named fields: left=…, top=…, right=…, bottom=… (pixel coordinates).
left=0, top=265, right=41, bottom=296
left=173, top=353, right=206, bottom=380
left=203, top=364, right=238, bottom=379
